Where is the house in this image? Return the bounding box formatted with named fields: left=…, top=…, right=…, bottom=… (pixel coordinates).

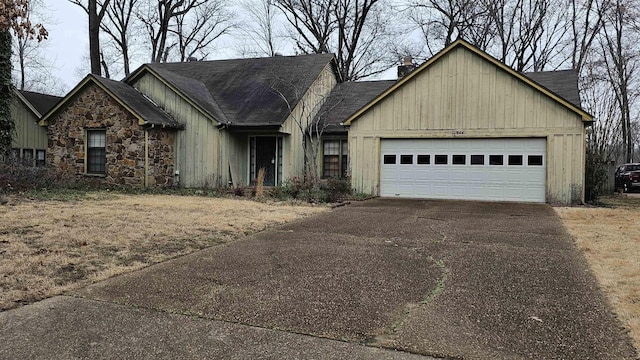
left=41, top=54, right=338, bottom=188
left=342, top=40, right=592, bottom=204
left=39, top=39, right=591, bottom=204
left=10, top=90, right=62, bottom=166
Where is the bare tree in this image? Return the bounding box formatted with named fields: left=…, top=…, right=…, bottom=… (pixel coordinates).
left=170, top=0, right=233, bottom=62
left=598, top=0, right=638, bottom=163
left=275, top=0, right=335, bottom=54
left=11, top=0, right=61, bottom=91
left=236, top=0, right=283, bottom=57
left=266, top=72, right=341, bottom=187
left=138, top=0, right=200, bottom=62
left=569, top=0, right=606, bottom=73
left=334, top=0, right=392, bottom=80
left=482, top=0, right=568, bottom=71
left=100, top=0, right=138, bottom=76
left=408, top=0, right=492, bottom=53
left=275, top=0, right=393, bottom=80
left=70, top=0, right=111, bottom=75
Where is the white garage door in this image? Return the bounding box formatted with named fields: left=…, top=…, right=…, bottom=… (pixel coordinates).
left=380, top=138, right=546, bottom=202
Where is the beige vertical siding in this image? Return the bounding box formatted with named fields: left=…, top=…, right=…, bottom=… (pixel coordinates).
left=282, top=64, right=336, bottom=179
left=11, top=97, right=48, bottom=151
left=281, top=63, right=338, bottom=180
left=132, top=73, right=229, bottom=187
left=349, top=46, right=586, bottom=204
left=227, top=132, right=247, bottom=186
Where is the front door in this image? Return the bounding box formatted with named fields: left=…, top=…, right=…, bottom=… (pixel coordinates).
left=250, top=136, right=283, bottom=186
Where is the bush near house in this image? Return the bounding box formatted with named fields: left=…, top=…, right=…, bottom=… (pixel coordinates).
left=277, top=176, right=352, bottom=203
left=0, top=161, right=61, bottom=193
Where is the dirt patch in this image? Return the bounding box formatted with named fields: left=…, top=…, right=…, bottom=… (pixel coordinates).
left=0, top=194, right=326, bottom=311
left=555, top=194, right=640, bottom=353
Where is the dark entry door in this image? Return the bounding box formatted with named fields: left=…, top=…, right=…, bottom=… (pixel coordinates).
left=255, top=137, right=276, bottom=186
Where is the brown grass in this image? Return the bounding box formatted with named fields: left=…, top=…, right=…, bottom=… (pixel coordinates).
left=0, top=193, right=327, bottom=311
left=555, top=194, right=640, bottom=352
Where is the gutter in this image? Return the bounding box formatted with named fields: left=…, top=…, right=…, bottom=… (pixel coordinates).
left=144, top=128, right=149, bottom=188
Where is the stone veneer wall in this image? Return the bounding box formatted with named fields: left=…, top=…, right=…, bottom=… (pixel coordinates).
left=47, top=83, right=175, bottom=187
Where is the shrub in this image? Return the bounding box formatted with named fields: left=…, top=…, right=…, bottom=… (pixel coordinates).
left=585, top=146, right=610, bottom=204
left=0, top=161, right=65, bottom=193
left=277, top=176, right=352, bottom=203
left=319, top=177, right=351, bottom=202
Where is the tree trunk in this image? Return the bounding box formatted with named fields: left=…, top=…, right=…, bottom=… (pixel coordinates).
left=89, top=0, right=102, bottom=75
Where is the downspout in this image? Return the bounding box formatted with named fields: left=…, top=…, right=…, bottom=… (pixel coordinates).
left=144, top=128, right=149, bottom=188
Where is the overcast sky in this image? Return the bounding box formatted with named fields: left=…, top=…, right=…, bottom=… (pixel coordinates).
left=39, top=0, right=397, bottom=94
left=43, top=0, right=88, bottom=91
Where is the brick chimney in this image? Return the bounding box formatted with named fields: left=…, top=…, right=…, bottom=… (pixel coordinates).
left=397, top=56, right=417, bottom=79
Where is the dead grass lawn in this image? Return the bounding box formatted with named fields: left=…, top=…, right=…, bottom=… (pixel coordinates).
left=0, top=193, right=327, bottom=311
left=555, top=194, right=640, bottom=352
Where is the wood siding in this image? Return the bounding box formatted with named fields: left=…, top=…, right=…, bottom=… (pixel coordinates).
left=281, top=63, right=338, bottom=180
left=11, top=96, right=48, bottom=151
left=349, top=46, right=586, bottom=204
left=132, top=73, right=228, bottom=187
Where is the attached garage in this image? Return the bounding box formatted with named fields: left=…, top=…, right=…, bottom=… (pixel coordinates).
left=380, top=138, right=546, bottom=202
left=344, top=40, right=593, bottom=205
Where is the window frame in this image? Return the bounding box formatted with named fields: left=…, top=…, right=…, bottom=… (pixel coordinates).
left=86, top=129, right=107, bottom=176
left=36, top=149, right=46, bottom=167
left=322, top=138, right=348, bottom=178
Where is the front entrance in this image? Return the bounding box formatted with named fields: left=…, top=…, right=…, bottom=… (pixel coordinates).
left=250, top=136, right=283, bottom=186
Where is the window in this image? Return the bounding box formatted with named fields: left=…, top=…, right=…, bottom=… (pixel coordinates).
left=528, top=155, right=543, bottom=166
left=22, top=149, right=34, bottom=166
left=383, top=155, right=396, bottom=164
left=322, top=139, right=348, bottom=178
left=489, top=155, right=503, bottom=165
left=452, top=155, right=466, bottom=165
left=400, top=155, right=413, bottom=164
left=417, top=155, right=430, bottom=164
left=435, top=155, right=448, bottom=164
left=471, top=155, right=484, bottom=165
left=11, top=148, right=20, bottom=160
left=508, top=155, right=523, bottom=166
left=87, top=130, right=106, bottom=175
left=36, top=150, right=46, bottom=167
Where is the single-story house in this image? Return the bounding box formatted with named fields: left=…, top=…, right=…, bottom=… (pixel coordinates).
left=10, top=89, right=62, bottom=166
left=38, top=39, right=592, bottom=204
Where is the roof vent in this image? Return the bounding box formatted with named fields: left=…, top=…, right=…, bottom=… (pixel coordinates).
left=187, top=56, right=198, bottom=62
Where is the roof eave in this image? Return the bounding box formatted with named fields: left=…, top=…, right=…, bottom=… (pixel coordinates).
left=343, top=39, right=593, bottom=125
left=13, top=89, right=42, bottom=119
left=126, top=65, right=223, bottom=126
left=39, top=75, right=167, bottom=128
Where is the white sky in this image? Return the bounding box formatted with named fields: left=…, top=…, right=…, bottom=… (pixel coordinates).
left=40, top=0, right=398, bottom=94
left=43, top=0, right=88, bottom=91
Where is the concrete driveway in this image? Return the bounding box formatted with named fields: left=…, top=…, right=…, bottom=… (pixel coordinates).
left=0, top=199, right=636, bottom=359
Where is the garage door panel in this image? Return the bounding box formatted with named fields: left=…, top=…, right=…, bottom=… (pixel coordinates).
left=380, top=139, right=546, bottom=202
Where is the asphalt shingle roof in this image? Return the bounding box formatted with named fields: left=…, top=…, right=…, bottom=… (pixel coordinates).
left=19, top=90, right=62, bottom=116
left=316, top=80, right=395, bottom=133
left=142, top=53, right=336, bottom=127
left=93, top=76, right=181, bottom=128
left=524, top=69, right=582, bottom=109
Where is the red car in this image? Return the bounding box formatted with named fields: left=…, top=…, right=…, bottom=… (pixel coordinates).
left=615, top=163, right=640, bottom=193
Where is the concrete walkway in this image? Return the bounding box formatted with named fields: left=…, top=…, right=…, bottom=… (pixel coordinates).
left=0, top=199, right=636, bottom=359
